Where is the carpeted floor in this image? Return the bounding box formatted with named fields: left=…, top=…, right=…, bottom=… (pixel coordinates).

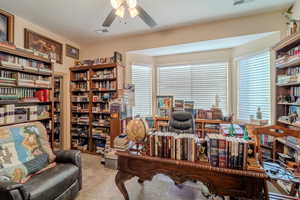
left=76, top=153, right=209, bottom=200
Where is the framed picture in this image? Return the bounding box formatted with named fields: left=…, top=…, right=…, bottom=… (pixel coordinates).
left=113, top=51, right=122, bottom=64
left=0, top=9, right=14, bottom=43
left=24, top=29, right=63, bottom=64
left=66, top=44, right=79, bottom=60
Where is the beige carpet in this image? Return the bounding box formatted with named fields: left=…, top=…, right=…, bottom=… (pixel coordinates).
left=76, top=153, right=209, bottom=200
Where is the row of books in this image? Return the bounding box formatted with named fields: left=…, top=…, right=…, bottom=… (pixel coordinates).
left=72, top=95, right=89, bottom=102
left=287, top=66, right=300, bottom=76
left=72, top=115, right=89, bottom=124
left=72, top=104, right=89, bottom=112
left=0, top=104, right=50, bottom=124
left=0, top=88, right=50, bottom=102
left=277, top=74, right=300, bottom=85
left=207, top=134, right=249, bottom=170
left=74, top=72, right=88, bottom=81
left=92, top=68, right=116, bottom=80
left=0, top=70, right=15, bottom=86
left=92, top=104, right=109, bottom=113
left=147, top=132, right=205, bottom=162
left=71, top=82, right=89, bottom=90
left=92, top=80, right=116, bottom=90
left=290, top=86, right=300, bottom=97
left=0, top=52, right=51, bottom=73
left=0, top=70, right=15, bottom=79
left=92, top=119, right=110, bottom=127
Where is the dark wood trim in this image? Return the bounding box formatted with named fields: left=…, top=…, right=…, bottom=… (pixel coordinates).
left=0, top=9, right=14, bottom=44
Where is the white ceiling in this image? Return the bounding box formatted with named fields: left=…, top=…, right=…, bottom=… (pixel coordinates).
left=0, top=0, right=295, bottom=44
left=129, top=32, right=278, bottom=56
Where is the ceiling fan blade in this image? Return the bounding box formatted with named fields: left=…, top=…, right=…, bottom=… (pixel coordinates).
left=136, top=5, right=157, bottom=28
left=102, top=9, right=117, bottom=27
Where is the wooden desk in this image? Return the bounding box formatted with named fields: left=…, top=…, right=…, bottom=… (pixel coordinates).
left=115, top=151, right=268, bottom=200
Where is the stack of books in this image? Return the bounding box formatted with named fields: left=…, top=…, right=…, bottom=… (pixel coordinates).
left=147, top=132, right=205, bottom=162
left=207, top=134, right=249, bottom=170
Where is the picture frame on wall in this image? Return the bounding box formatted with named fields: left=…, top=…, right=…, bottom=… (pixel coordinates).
left=66, top=44, right=79, bottom=60
left=0, top=9, right=14, bottom=43
left=24, top=28, right=63, bottom=64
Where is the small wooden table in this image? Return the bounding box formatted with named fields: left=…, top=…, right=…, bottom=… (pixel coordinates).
left=115, top=151, right=268, bottom=200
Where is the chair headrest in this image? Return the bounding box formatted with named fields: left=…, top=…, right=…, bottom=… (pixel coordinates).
left=171, top=112, right=193, bottom=121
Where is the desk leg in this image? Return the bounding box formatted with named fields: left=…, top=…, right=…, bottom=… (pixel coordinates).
left=115, top=171, right=134, bottom=200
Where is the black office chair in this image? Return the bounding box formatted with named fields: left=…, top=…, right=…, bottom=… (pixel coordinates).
left=169, top=111, right=195, bottom=134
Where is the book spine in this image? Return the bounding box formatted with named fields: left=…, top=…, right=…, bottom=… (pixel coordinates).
left=210, top=136, right=219, bottom=167
left=218, top=137, right=227, bottom=168
left=155, top=135, right=159, bottom=157
left=238, top=141, right=244, bottom=170
left=243, top=142, right=248, bottom=170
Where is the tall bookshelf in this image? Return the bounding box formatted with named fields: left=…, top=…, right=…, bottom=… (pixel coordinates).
left=53, top=74, right=64, bottom=150
left=274, top=32, right=300, bottom=131
left=0, top=45, right=54, bottom=145
left=70, top=63, right=122, bottom=154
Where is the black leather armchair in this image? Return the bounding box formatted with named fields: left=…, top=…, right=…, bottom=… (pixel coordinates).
left=0, top=150, right=82, bottom=200
left=169, top=111, right=195, bottom=134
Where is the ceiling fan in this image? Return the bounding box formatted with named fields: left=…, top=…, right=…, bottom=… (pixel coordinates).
left=102, top=0, right=157, bottom=28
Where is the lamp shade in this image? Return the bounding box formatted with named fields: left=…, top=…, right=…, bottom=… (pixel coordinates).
left=129, top=8, right=139, bottom=18
left=111, top=0, right=122, bottom=9
left=115, top=5, right=125, bottom=18
left=127, top=0, right=137, bottom=9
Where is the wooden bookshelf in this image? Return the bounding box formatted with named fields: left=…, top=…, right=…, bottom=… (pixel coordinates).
left=0, top=45, right=54, bottom=146
left=70, top=63, right=123, bottom=155
left=273, top=32, right=300, bottom=130
left=53, top=74, right=64, bottom=150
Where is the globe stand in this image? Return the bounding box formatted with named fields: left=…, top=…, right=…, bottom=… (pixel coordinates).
left=129, top=141, right=146, bottom=155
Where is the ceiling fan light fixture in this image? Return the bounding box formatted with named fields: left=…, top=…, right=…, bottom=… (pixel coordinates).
left=111, top=0, right=122, bottom=9
left=127, top=0, right=137, bottom=9
left=129, top=8, right=139, bottom=18
left=115, top=5, right=125, bottom=18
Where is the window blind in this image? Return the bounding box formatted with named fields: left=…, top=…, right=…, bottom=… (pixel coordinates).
left=238, top=51, right=271, bottom=121
left=132, top=65, right=152, bottom=117
left=158, top=63, right=228, bottom=113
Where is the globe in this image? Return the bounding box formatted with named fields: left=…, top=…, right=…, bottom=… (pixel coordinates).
left=126, top=119, right=148, bottom=143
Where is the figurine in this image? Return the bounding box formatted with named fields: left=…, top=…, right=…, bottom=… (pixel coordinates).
left=229, top=124, right=235, bottom=137
left=243, top=127, right=251, bottom=141
left=256, top=107, right=262, bottom=120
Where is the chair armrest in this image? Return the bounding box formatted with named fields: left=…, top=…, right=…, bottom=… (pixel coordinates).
left=54, top=150, right=82, bottom=189
left=0, top=181, right=22, bottom=191
left=54, top=150, right=81, bottom=167
left=0, top=181, right=27, bottom=200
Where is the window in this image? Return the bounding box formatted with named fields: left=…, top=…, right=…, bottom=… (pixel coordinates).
left=238, top=51, right=271, bottom=121
left=158, top=63, right=228, bottom=113
left=132, top=65, right=152, bottom=117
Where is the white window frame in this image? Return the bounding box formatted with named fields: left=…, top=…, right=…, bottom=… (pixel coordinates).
left=235, top=49, right=273, bottom=123
left=156, top=61, right=230, bottom=114
left=131, top=64, right=154, bottom=117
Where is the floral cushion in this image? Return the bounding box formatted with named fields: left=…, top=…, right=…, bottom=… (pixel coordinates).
left=0, top=122, right=56, bottom=183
